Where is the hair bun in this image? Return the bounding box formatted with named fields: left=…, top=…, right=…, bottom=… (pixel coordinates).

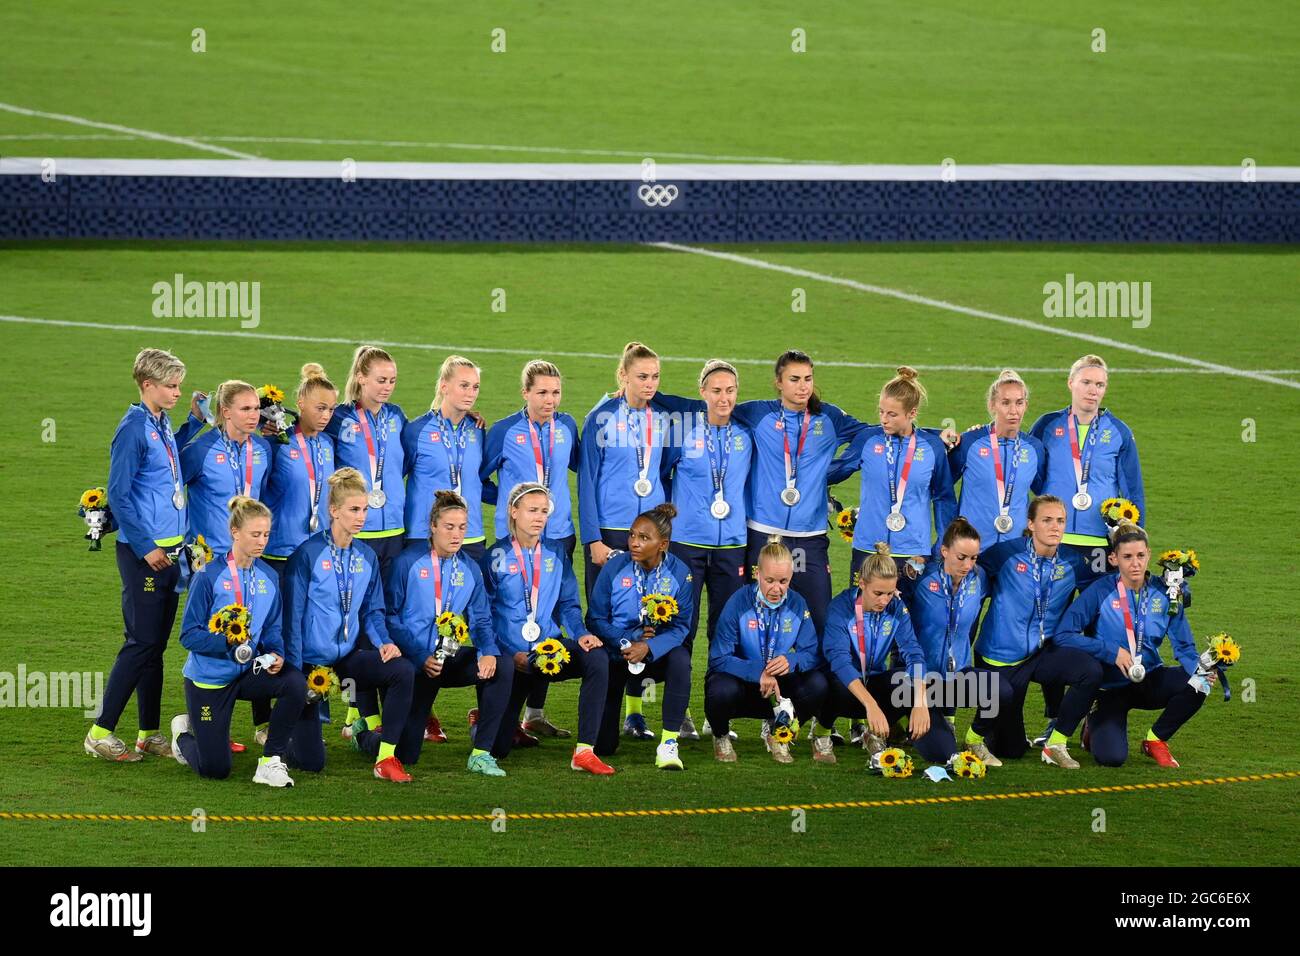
left=301, top=362, right=327, bottom=381
left=228, top=494, right=252, bottom=512
left=895, top=365, right=918, bottom=380
left=873, top=541, right=893, bottom=557
left=652, top=503, right=679, bottom=520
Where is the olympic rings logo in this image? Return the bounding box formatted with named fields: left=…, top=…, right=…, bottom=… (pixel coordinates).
left=637, top=184, right=680, bottom=207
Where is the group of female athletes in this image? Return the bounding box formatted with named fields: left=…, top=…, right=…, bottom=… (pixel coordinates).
left=84, top=340, right=1212, bottom=786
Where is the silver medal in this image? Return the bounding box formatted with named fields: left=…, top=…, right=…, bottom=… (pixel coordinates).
left=234, top=642, right=254, bottom=665
left=633, top=477, right=652, bottom=497
left=172, top=488, right=186, bottom=510
left=1072, top=491, right=1093, bottom=511
left=522, top=619, right=541, bottom=643
left=710, top=495, right=731, bottom=520
left=1127, top=661, right=1146, bottom=683
left=885, top=510, right=907, bottom=532
left=780, top=486, right=801, bottom=507
left=368, top=487, right=387, bottom=508
left=994, top=513, right=1014, bottom=534
left=309, top=513, right=320, bottom=532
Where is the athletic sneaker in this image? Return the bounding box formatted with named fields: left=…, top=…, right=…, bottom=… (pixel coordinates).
left=522, top=713, right=571, bottom=738
left=229, top=740, right=247, bottom=754
left=677, top=714, right=700, bottom=742
left=849, top=722, right=867, bottom=745
left=1041, top=743, right=1080, bottom=769
left=571, top=749, right=616, bottom=775
left=467, top=752, right=507, bottom=777
left=829, top=728, right=846, bottom=747
left=713, top=735, right=737, bottom=762
left=135, top=733, right=172, bottom=758
left=1142, top=739, right=1180, bottom=768
left=701, top=719, right=738, bottom=740
left=513, top=724, right=540, bottom=748
left=761, top=724, right=794, bottom=764
left=424, top=714, right=448, bottom=743
left=655, top=739, right=684, bottom=770
left=169, top=714, right=190, bottom=767
left=252, top=756, right=294, bottom=788
left=623, top=713, right=654, bottom=740
left=84, top=731, right=142, bottom=761
left=373, top=756, right=412, bottom=782
left=965, top=741, right=1002, bottom=768
left=811, top=735, right=837, bottom=765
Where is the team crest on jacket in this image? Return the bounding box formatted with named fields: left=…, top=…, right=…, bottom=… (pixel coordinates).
left=882, top=620, right=894, bottom=635
left=321, top=559, right=332, bottom=570
left=544, top=558, right=555, bottom=573
left=928, top=580, right=941, bottom=592
left=515, top=434, right=526, bottom=444
left=621, top=577, right=632, bottom=587
left=873, top=443, right=884, bottom=454
left=1151, top=596, right=1164, bottom=612
left=978, top=446, right=990, bottom=457
left=419, top=568, right=429, bottom=579
left=1100, top=429, right=1113, bottom=444
left=1054, top=427, right=1065, bottom=437
left=1016, top=562, right=1028, bottom=573
left=812, top=420, right=824, bottom=435
left=215, top=453, right=226, bottom=464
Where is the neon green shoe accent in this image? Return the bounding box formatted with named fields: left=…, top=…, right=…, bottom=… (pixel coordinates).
left=365, top=714, right=382, bottom=731
left=137, top=729, right=157, bottom=742
left=377, top=741, right=396, bottom=762
left=1146, top=729, right=1162, bottom=742
left=89, top=725, right=112, bottom=741
left=1048, top=729, right=1069, bottom=747
left=965, top=728, right=985, bottom=745
left=345, top=706, right=361, bottom=725
left=659, top=728, right=678, bottom=745
left=470, top=748, right=489, bottom=758
left=624, top=694, right=643, bottom=717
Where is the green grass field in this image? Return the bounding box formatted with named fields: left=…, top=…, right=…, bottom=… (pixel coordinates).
left=1, top=3, right=1298, bottom=867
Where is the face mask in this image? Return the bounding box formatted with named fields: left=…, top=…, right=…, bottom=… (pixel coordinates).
left=759, top=591, right=785, bottom=610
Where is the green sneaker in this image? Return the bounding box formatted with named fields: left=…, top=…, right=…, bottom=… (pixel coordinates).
left=348, top=717, right=367, bottom=752
left=467, top=752, right=506, bottom=777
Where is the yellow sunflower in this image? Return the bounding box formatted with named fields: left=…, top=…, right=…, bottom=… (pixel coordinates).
left=1210, top=634, right=1241, bottom=665
left=226, top=619, right=247, bottom=643
left=882, top=752, right=914, bottom=778
left=538, top=656, right=563, bottom=676
left=306, top=666, right=335, bottom=695
left=534, top=638, right=563, bottom=656
left=880, top=748, right=900, bottom=767
left=1187, top=549, right=1200, bottom=571
left=1120, top=505, right=1139, bottom=523
left=80, top=487, right=106, bottom=509
left=259, top=384, right=285, bottom=404
left=554, top=645, right=572, bottom=664
left=453, top=620, right=470, bottom=644
left=771, top=724, right=795, bottom=744
left=208, top=612, right=224, bottom=633
left=652, top=603, right=672, bottom=623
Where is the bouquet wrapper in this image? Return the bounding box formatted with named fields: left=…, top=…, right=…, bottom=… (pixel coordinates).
left=80, top=506, right=117, bottom=551
left=433, top=631, right=461, bottom=664
left=1191, top=649, right=1232, bottom=702
left=771, top=694, right=795, bottom=730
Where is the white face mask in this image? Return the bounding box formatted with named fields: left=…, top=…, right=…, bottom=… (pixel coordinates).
left=758, top=590, right=785, bottom=610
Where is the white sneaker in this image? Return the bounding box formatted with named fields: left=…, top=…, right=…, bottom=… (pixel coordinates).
left=84, top=730, right=142, bottom=762
left=252, top=755, right=295, bottom=787
left=701, top=719, right=738, bottom=740
left=966, top=741, right=1003, bottom=768
left=170, top=714, right=191, bottom=766
left=1041, top=743, right=1080, bottom=769
left=677, top=714, right=701, bottom=742
left=655, top=739, right=684, bottom=770
left=811, top=734, right=837, bottom=765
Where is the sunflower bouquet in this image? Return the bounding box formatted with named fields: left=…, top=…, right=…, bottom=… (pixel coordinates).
left=1099, top=497, right=1141, bottom=530
left=174, top=534, right=214, bottom=575
left=530, top=637, right=571, bottom=676
left=768, top=694, right=797, bottom=744
left=256, top=383, right=296, bottom=441
left=1157, top=549, right=1199, bottom=615
left=950, top=750, right=988, bottom=779
left=78, top=487, right=115, bottom=551
left=209, top=603, right=251, bottom=645
left=832, top=507, right=858, bottom=543
left=435, top=610, right=471, bottom=659
left=640, top=593, right=679, bottom=627
left=305, top=665, right=338, bottom=704
left=1191, top=633, right=1241, bottom=701
left=877, top=747, right=914, bottom=778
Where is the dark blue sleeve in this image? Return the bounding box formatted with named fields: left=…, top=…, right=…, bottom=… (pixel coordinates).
left=259, top=578, right=285, bottom=657
left=1166, top=605, right=1199, bottom=675
left=179, top=430, right=209, bottom=487
left=107, top=420, right=153, bottom=559
left=1027, top=434, right=1048, bottom=494
left=565, top=414, right=582, bottom=474
left=466, top=562, right=500, bottom=658
left=179, top=570, right=226, bottom=655
left=283, top=547, right=312, bottom=670
left=927, top=432, right=958, bottom=536
left=384, top=549, right=419, bottom=659
left=400, top=418, right=419, bottom=481
left=709, top=593, right=763, bottom=682
left=174, top=415, right=204, bottom=449
left=891, top=603, right=926, bottom=675
left=645, top=560, right=694, bottom=660
left=1054, top=580, right=1109, bottom=662
left=577, top=407, right=604, bottom=544
left=584, top=562, right=641, bottom=652
left=1117, top=422, right=1146, bottom=526
left=789, top=606, right=820, bottom=673
left=652, top=392, right=706, bottom=416
left=977, top=540, right=1017, bottom=595
left=555, top=560, right=588, bottom=639
left=947, top=425, right=974, bottom=483
left=826, top=403, right=869, bottom=446
left=255, top=438, right=272, bottom=498
left=323, top=407, right=344, bottom=441
left=1028, top=412, right=1051, bottom=443
left=362, top=559, right=390, bottom=646
left=479, top=419, right=507, bottom=507
left=822, top=599, right=860, bottom=688
left=828, top=431, right=868, bottom=485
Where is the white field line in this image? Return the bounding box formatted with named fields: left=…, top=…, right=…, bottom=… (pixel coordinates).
left=1, top=315, right=1296, bottom=378
left=651, top=243, right=1300, bottom=392
left=0, top=103, right=261, bottom=160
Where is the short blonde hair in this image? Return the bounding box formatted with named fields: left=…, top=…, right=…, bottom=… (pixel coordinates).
left=132, top=348, right=186, bottom=388
left=228, top=494, right=272, bottom=531
left=1068, top=354, right=1109, bottom=382
left=437, top=355, right=479, bottom=402
left=521, top=360, right=562, bottom=392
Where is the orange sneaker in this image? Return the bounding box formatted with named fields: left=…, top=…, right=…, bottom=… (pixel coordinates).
left=1141, top=739, right=1180, bottom=768
left=571, top=748, right=615, bottom=775
left=373, top=756, right=413, bottom=782
left=425, top=713, right=448, bottom=743
left=230, top=740, right=247, bottom=754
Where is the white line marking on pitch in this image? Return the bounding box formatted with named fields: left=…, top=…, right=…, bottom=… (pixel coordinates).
left=651, top=243, right=1300, bottom=392
left=1, top=315, right=1295, bottom=378
left=0, top=103, right=261, bottom=160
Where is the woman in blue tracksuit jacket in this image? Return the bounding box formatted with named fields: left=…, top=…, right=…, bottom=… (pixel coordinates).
left=1055, top=521, right=1207, bottom=768
left=830, top=366, right=956, bottom=601
left=480, top=360, right=582, bottom=740
left=814, top=545, right=957, bottom=766
left=968, top=495, right=1102, bottom=768
left=283, top=468, right=416, bottom=782
left=704, top=538, right=828, bottom=764
left=324, top=345, right=408, bottom=577
left=480, top=482, right=615, bottom=775
left=179, top=380, right=273, bottom=557
left=947, top=370, right=1046, bottom=550
left=586, top=504, right=695, bottom=769
left=378, top=490, right=511, bottom=777
left=404, top=355, right=488, bottom=560
left=657, top=349, right=867, bottom=636
left=264, top=363, right=338, bottom=576
left=906, top=518, right=1011, bottom=766
left=1028, top=354, right=1145, bottom=589
left=579, top=342, right=672, bottom=601
left=88, top=348, right=202, bottom=762
left=170, top=496, right=309, bottom=785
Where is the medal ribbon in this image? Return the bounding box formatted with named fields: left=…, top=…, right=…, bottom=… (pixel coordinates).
left=754, top=592, right=782, bottom=663
left=853, top=589, right=882, bottom=680
left=355, top=402, right=387, bottom=493
left=148, top=406, right=183, bottom=497
left=626, top=400, right=655, bottom=484
left=1117, top=579, right=1149, bottom=664
left=436, top=410, right=470, bottom=490
left=705, top=416, right=732, bottom=498
left=329, top=542, right=355, bottom=640
left=782, top=409, right=811, bottom=490
left=1030, top=551, right=1059, bottom=646
left=941, top=571, right=969, bottom=671
left=1067, top=411, right=1102, bottom=498
left=511, top=538, right=542, bottom=622
left=990, top=427, right=1021, bottom=517
left=525, top=412, right=555, bottom=486
left=886, top=431, right=918, bottom=515
left=295, top=426, right=322, bottom=521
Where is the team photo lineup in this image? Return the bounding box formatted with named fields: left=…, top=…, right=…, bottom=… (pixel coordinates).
left=83, top=340, right=1233, bottom=788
